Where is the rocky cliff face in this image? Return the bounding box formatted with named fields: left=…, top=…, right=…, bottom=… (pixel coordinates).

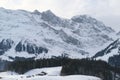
left=0, top=39, right=14, bottom=55
left=15, top=41, right=48, bottom=55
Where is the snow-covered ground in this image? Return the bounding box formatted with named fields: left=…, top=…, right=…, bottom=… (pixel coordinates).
left=0, top=75, right=101, bottom=80
left=0, top=67, right=101, bottom=80
left=24, top=67, right=62, bottom=76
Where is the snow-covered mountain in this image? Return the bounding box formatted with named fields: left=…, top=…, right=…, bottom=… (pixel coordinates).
left=0, top=7, right=116, bottom=61
left=91, top=38, right=120, bottom=68
left=93, top=39, right=120, bottom=61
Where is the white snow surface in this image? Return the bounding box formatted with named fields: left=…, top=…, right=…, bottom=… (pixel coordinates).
left=0, top=67, right=101, bottom=80
left=24, top=66, right=62, bottom=76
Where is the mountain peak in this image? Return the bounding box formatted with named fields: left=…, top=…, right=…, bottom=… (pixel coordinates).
left=72, top=15, right=91, bottom=19
left=71, top=15, right=97, bottom=23
left=41, top=10, right=62, bottom=25
left=32, top=10, right=41, bottom=15
left=44, top=10, right=53, bottom=13
left=42, top=10, right=55, bottom=16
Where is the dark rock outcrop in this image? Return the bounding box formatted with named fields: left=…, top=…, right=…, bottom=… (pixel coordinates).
left=0, top=39, right=14, bottom=55
left=15, top=41, right=48, bottom=55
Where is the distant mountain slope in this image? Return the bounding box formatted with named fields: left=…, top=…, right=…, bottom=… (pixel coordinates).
left=0, top=7, right=116, bottom=61
left=93, top=38, right=120, bottom=66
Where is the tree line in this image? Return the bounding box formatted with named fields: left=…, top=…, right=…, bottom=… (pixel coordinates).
left=1, top=56, right=120, bottom=80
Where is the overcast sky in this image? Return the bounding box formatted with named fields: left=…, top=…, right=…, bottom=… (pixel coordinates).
left=0, top=0, right=120, bottom=31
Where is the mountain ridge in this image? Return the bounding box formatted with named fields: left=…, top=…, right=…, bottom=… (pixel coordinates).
left=0, top=8, right=117, bottom=61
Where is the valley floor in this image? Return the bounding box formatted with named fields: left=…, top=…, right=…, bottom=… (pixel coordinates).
left=0, top=67, right=101, bottom=80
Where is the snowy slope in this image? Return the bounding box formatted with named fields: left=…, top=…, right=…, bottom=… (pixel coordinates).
left=0, top=7, right=116, bottom=61
left=0, top=67, right=101, bottom=80
left=93, top=39, right=120, bottom=62
left=24, top=67, right=62, bottom=76
left=0, top=75, right=101, bottom=80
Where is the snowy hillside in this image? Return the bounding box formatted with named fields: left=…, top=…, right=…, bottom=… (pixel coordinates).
left=0, top=67, right=101, bottom=80
left=0, top=7, right=116, bottom=61
left=93, top=39, right=120, bottom=62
